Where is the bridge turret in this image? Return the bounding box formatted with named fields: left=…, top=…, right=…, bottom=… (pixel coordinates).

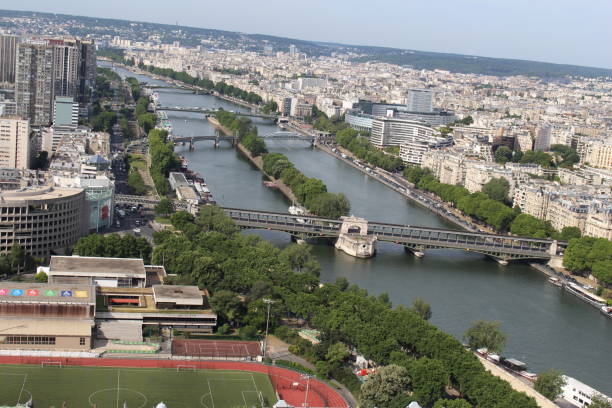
left=339, top=216, right=369, bottom=235
left=336, top=216, right=377, bottom=258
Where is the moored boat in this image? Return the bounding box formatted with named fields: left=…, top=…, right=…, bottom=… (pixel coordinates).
left=564, top=283, right=607, bottom=309
left=548, top=276, right=562, bottom=287
left=601, top=306, right=612, bottom=319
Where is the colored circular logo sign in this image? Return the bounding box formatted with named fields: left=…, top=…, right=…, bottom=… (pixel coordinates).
left=0, top=289, right=7, bottom=296
left=44, top=289, right=57, bottom=297
left=10, top=289, right=23, bottom=296
left=26, top=289, right=39, bottom=296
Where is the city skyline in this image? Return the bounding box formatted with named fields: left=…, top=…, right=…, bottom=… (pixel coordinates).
left=3, top=0, right=612, bottom=69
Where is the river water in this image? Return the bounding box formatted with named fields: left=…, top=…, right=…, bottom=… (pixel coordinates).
left=108, top=64, right=612, bottom=394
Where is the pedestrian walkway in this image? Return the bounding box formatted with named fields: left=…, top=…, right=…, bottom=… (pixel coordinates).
left=477, top=355, right=556, bottom=408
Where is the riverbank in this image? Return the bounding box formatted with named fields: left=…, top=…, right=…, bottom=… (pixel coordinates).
left=476, top=355, right=557, bottom=408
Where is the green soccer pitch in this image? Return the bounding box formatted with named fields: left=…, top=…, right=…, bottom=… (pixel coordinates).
left=0, top=365, right=277, bottom=408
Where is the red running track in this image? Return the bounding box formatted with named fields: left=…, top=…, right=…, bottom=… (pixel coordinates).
left=0, top=356, right=349, bottom=408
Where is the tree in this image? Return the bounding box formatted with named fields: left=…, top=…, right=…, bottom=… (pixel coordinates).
left=155, top=198, right=174, bottom=217
left=589, top=394, right=612, bottom=408
left=209, top=290, right=244, bottom=327
left=464, top=320, right=507, bottom=353
left=482, top=178, right=510, bottom=202
left=433, top=399, right=472, bottom=408
left=592, top=260, right=612, bottom=286
left=559, top=226, right=581, bottom=241
left=510, top=213, right=554, bottom=238
left=563, top=237, right=596, bottom=273
left=494, top=146, right=513, bottom=164
left=325, top=342, right=350, bottom=367
left=9, top=245, right=25, bottom=274
left=410, top=357, right=449, bottom=407
left=360, top=365, right=410, bottom=408
left=411, top=298, right=432, bottom=320
left=281, top=244, right=320, bottom=276
left=534, top=369, right=566, bottom=401
left=34, top=271, right=48, bottom=283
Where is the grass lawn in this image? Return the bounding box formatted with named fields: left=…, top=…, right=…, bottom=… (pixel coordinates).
left=154, top=216, right=172, bottom=224
left=0, top=365, right=276, bottom=408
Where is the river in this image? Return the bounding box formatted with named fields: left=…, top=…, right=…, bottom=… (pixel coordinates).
left=107, top=63, right=612, bottom=395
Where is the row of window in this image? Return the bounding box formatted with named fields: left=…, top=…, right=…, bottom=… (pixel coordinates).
left=4, top=336, right=56, bottom=345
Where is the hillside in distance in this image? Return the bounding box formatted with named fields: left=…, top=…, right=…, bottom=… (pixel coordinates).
left=1, top=9, right=611, bottom=79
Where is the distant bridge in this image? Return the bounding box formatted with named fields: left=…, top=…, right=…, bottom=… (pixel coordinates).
left=157, top=106, right=277, bottom=120
left=221, top=207, right=565, bottom=262
left=140, top=83, right=209, bottom=94
left=170, top=131, right=315, bottom=148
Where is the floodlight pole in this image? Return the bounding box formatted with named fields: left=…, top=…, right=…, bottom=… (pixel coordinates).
left=302, top=374, right=312, bottom=407
left=262, top=298, right=274, bottom=358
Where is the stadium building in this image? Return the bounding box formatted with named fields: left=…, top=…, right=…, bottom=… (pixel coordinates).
left=0, top=282, right=95, bottom=351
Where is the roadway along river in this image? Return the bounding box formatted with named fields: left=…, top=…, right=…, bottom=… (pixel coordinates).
left=108, top=64, right=612, bottom=394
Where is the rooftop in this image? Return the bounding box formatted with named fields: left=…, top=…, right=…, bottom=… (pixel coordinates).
left=0, top=282, right=95, bottom=304
left=152, top=285, right=203, bottom=306
left=49, top=256, right=146, bottom=279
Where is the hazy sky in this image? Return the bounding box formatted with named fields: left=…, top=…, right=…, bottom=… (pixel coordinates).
left=6, top=0, right=612, bottom=68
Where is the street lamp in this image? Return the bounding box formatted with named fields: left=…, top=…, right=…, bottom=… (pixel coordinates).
left=301, top=374, right=312, bottom=407
left=262, top=298, right=275, bottom=358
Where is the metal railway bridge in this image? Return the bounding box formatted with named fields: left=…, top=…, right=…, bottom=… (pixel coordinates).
left=113, top=196, right=563, bottom=262
left=221, top=207, right=564, bottom=262
left=157, top=106, right=277, bottom=120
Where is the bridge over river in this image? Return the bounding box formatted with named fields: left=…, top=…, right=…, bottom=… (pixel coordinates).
left=115, top=194, right=563, bottom=262
left=170, top=131, right=315, bottom=148
left=157, top=106, right=277, bottom=120
left=223, top=207, right=564, bottom=262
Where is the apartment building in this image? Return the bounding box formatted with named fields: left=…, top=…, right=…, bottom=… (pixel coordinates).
left=585, top=208, right=612, bottom=240
left=0, top=117, right=30, bottom=169
left=15, top=40, right=55, bottom=126
left=513, top=181, right=557, bottom=219
left=584, top=138, right=612, bottom=169
left=0, top=34, right=18, bottom=85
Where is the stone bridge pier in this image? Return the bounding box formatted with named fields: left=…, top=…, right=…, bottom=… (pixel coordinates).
left=335, top=216, right=377, bottom=258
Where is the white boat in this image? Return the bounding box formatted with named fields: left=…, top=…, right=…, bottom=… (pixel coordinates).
left=548, top=277, right=563, bottom=287
left=564, top=283, right=606, bottom=308
left=601, top=306, right=612, bottom=319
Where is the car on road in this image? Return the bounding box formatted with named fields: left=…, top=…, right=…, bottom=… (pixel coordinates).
left=133, top=228, right=141, bottom=234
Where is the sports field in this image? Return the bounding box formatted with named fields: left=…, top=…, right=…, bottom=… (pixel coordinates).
left=0, top=365, right=277, bottom=408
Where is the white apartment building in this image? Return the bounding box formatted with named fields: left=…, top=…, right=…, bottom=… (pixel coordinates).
left=584, top=138, right=612, bottom=169
left=371, top=117, right=433, bottom=147
left=514, top=182, right=612, bottom=238
left=399, top=136, right=452, bottom=165
left=463, top=163, right=514, bottom=197
left=0, top=117, right=30, bottom=169
left=513, top=182, right=551, bottom=220
left=421, top=150, right=471, bottom=186
left=584, top=207, right=612, bottom=240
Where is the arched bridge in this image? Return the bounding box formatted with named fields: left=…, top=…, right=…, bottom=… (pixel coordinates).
left=157, top=106, right=276, bottom=120
left=221, top=207, right=564, bottom=262
left=170, top=131, right=314, bottom=146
